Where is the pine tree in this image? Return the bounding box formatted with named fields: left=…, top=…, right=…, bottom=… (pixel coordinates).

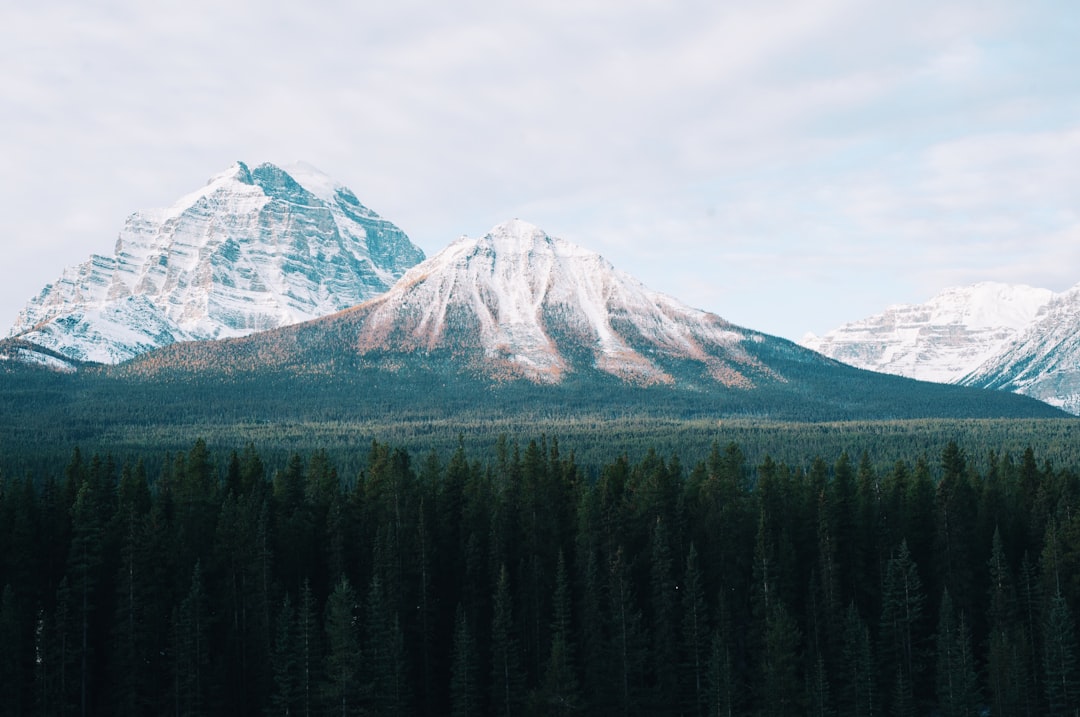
left=648, top=517, right=678, bottom=713
left=176, top=561, right=210, bottom=717
left=707, top=620, right=736, bottom=717
left=365, top=569, right=409, bottom=716
left=934, top=590, right=979, bottom=717
left=323, top=576, right=360, bottom=717
left=608, top=546, right=647, bottom=717
left=450, top=604, right=480, bottom=717
left=806, top=651, right=836, bottom=717
left=879, top=540, right=925, bottom=716
left=762, top=600, right=803, bottom=717
left=67, top=473, right=106, bottom=717
left=838, top=603, right=874, bottom=717
left=297, top=579, right=320, bottom=717
left=542, top=550, right=580, bottom=715
left=680, top=543, right=709, bottom=717
left=268, top=594, right=299, bottom=716
left=1043, top=588, right=1080, bottom=716
left=490, top=564, right=525, bottom=717
left=986, top=527, right=1028, bottom=717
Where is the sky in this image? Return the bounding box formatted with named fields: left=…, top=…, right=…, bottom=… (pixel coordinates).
left=2, top=0, right=1079, bottom=341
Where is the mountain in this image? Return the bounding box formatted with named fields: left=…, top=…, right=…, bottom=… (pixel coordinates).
left=106, top=221, right=1062, bottom=422
left=801, top=283, right=1055, bottom=383
left=960, top=285, right=1080, bottom=413
left=7, top=161, right=425, bottom=364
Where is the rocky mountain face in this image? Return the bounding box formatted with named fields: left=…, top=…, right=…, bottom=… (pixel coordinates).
left=800, top=282, right=1080, bottom=414
left=801, top=283, right=1055, bottom=384
left=7, top=161, right=425, bottom=364
left=960, top=286, right=1080, bottom=414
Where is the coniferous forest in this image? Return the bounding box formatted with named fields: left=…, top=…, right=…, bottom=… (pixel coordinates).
left=3, top=435, right=1080, bottom=716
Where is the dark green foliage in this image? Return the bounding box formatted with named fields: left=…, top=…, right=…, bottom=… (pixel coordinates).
left=5, top=433, right=1080, bottom=715
left=1043, top=588, right=1080, bottom=716
left=450, top=604, right=480, bottom=717
left=935, top=590, right=980, bottom=717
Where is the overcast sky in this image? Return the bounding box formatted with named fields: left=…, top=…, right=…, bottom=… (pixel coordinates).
left=2, top=0, right=1078, bottom=341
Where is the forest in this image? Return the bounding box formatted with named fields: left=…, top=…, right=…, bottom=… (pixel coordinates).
left=2, top=434, right=1080, bottom=716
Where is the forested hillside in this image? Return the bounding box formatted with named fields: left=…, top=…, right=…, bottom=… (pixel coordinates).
left=2, top=436, right=1080, bottom=715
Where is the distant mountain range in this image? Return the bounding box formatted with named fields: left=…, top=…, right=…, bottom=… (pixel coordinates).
left=802, top=282, right=1080, bottom=414
left=6, top=161, right=424, bottom=364
left=0, top=165, right=1068, bottom=424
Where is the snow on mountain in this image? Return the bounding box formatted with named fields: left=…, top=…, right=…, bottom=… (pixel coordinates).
left=960, top=284, right=1080, bottom=414
left=801, top=282, right=1055, bottom=384
left=8, top=162, right=425, bottom=364
left=344, top=219, right=778, bottom=386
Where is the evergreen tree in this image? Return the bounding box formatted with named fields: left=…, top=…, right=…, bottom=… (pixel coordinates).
left=934, top=590, right=979, bottom=717
left=67, top=472, right=107, bottom=717
left=490, top=564, right=525, bottom=717
left=323, top=576, right=360, bottom=717
left=648, top=517, right=678, bottom=713
left=174, top=560, right=210, bottom=717
left=365, top=569, right=409, bottom=716
left=680, top=542, right=709, bottom=717
left=707, top=619, right=737, bottom=717
left=450, top=604, right=480, bottom=717
left=838, top=603, right=874, bottom=717
left=1043, top=588, right=1080, bottom=717
left=880, top=540, right=926, bottom=715
left=806, top=651, right=836, bottom=717
left=268, top=594, right=299, bottom=716
left=541, top=550, right=580, bottom=716
left=297, top=578, right=320, bottom=717
left=986, top=527, right=1028, bottom=717
left=608, top=546, right=647, bottom=717
left=761, top=600, right=804, bottom=717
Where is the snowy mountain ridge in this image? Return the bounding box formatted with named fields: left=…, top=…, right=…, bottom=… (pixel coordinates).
left=327, top=218, right=776, bottom=386
left=801, top=282, right=1056, bottom=384
left=800, top=281, right=1080, bottom=414
left=960, top=286, right=1080, bottom=414
left=8, top=162, right=425, bottom=364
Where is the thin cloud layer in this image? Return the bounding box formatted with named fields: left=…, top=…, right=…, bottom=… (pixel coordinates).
left=2, top=0, right=1077, bottom=340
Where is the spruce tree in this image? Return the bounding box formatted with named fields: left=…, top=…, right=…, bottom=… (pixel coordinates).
left=838, top=603, right=874, bottom=717
left=880, top=540, right=926, bottom=715
left=607, top=546, right=646, bottom=717
left=323, top=576, right=360, bottom=717
left=680, top=543, right=709, bottom=717
left=986, top=527, right=1027, bottom=717
left=450, top=604, right=480, bottom=717
left=648, top=517, right=678, bottom=713
left=268, top=594, right=299, bottom=716
left=934, top=590, right=979, bottom=717
left=542, top=550, right=580, bottom=716
left=490, top=564, right=525, bottom=717
left=1043, top=588, right=1080, bottom=716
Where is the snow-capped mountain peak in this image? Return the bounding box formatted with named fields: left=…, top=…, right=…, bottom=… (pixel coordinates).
left=801, top=282, right=1055, bottom=384
left=349, top=220, right=762, bottom=385
left=9, top=162, right=425, bottom=364
left=960, top=283, right=1080, bottom=413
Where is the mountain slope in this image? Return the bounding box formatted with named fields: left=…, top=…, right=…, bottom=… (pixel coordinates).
left=961, top=285, right=1080, bottom=413
left=111, top=221, right=1063, bottom=422
left=8, top=161, right=425, bottom=363
left=801, top=283, right=1055, bottom=383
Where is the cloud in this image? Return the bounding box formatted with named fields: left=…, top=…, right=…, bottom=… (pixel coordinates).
left=1, top=1, right=1078, bottom=341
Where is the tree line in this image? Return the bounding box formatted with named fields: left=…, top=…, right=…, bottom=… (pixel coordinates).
left=1, top=435, right=1080, bottom=716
